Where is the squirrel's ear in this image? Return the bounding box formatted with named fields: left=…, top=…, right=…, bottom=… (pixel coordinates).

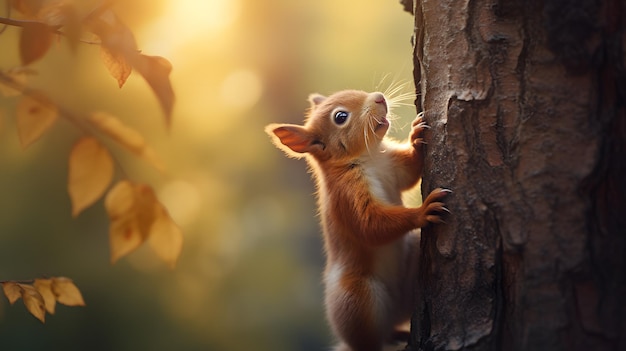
left=265, top=123, right=325, bottom=158
left=308, top=93, right=326, bottom=107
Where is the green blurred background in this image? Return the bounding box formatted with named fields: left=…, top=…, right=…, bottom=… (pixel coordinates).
left=0, top=0, right=416, bottom=350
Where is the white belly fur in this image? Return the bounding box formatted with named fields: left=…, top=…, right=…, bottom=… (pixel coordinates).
left=360, top=142, right=411, bottom=297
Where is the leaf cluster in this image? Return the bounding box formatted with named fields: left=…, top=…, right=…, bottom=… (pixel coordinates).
left=1, top=277, right=85, bottom=323
left=0, top=0, right=182, bottom=277
left=3, top=0, right=174, bottom=123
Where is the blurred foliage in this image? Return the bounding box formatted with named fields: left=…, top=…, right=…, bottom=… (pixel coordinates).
left=0, top=0, right=415, bottom=350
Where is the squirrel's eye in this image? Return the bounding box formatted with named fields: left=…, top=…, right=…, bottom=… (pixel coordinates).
left=333, top=111, right=349, bottom=125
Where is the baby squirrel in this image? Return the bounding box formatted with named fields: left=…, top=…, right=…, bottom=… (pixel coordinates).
left=266, top=90, right=449, bottom=351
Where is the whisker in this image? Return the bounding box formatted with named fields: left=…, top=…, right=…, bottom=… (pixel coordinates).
left=364, top=118, right=377, bottom=156
left=388, top=90, right=415, bottom=100
left=383, top=81, right=416, bottom=121
left=364, top=126, right=370, bottom=155
left=387, top=92, right=416, bottom=105
left=376, top=73, right=392, bottom=92
left=384, top=81, right=409, bottom=98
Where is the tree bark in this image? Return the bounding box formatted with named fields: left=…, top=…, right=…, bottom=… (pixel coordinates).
left=405, top=0, right=626, bottom=350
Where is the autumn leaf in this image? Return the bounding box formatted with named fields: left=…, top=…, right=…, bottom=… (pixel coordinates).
left=19, top=284, right=46, bottom=323
left=20, top=22, right=55, bottom=65
left=1, top=282, right=47, bottom=321
left=33, top=277, right=85, bottom=313
left=134, top=54, right=175, bottom=126
left=106, top=181, right=157, bottom=263
left=108, top=219, right=144, bottom=264
left=100, top=47, right=132, bottom=88
left=87, top=10, right=137, bottom=88
left=89, top=112, right=165, bottom=171
left=3, top=277, right=85, bottom=322
left=68, top=137, right=114, bottom=217
left=16, top=93, right=59, bottom=148
left=149, top=205, right=183, bottom=269
left=105, top=181, right=182, bottom=265
left=2, top=282, right=22, bottom=304
left=88, top=11, right=175, bottom=125
left=33, top=279, right=56, bottom=314
left=51, top=277, right=85, bottom=307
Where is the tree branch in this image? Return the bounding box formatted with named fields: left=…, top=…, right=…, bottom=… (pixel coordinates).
left=0, top=71, right=129, bottom=178
left=0, top=16, right=101, bottom=45
left=0, top=16, right=60, bottom=30
left=0, top=70, right=90, bottom=135
left=0, top=0, right=11, bottom=34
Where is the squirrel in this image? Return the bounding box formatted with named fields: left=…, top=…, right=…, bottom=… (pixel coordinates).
left=265, top=89, right=449, bottom=351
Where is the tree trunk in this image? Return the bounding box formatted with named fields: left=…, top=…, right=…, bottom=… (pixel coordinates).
left=404, top=0, right=626, bottom=350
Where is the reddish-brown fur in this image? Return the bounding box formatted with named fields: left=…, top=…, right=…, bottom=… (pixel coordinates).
left=266, top=90, right=448, bottom=351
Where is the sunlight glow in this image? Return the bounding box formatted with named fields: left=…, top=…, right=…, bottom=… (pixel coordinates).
left=167, top=0, right=240, bottom=37
left=159, top=180, right=202, bottom=227
left=142, top=0, right=241, bottom=57
left=219, top=69, right=263, bottom=111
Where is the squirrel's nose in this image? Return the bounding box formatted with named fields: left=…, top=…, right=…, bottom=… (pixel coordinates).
left=372, top=92, right=386, bottom=104
left=371, top=92, right=387, bottom=110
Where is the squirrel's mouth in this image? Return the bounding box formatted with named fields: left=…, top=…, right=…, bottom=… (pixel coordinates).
left=375, top=117, right=389, bottom=131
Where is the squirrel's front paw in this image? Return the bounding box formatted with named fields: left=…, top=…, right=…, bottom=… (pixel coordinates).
left=416, top=188, right=451, bottom=227
left=410, top=113, right=429, bottom=148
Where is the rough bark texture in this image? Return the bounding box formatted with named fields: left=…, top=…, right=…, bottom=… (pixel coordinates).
left=405, top=0, right=626, bottom=350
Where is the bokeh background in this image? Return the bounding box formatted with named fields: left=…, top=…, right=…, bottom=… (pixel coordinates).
left=0, top=0, right=416, bottom=350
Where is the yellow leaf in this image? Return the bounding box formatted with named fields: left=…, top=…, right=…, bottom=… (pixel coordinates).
left=105, top=180, right=135, bottom=218
left=108, top=219, right=144, bottom=263
left=88, top=10, right=175, bottom=125
left=89, top=11, right=137, bottom=88
left=16, top=93, right=59, bottom=148
left=51, top=277, right=85, bottom=306
left=100, top=47, right=132, bottom=88
left=149, top=205, right=183, bottom=268
left=105, top=181, right=159, bottom=263
left=33, top=279, right=56, bottom=314
left=68, top=137, right=114, bottom=217
left=2, top=282, right=22, bottom=304
left=132, top=184, right=161, bottom=237
left=134, top=54, right=175, bottom=126
left=19, top=284, right=46, bottom=323
left=19, top=22, right=54, bottom=65
left=105, top=181, right=143, bottom=263
left=89, top=112, right=165, bottom=171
